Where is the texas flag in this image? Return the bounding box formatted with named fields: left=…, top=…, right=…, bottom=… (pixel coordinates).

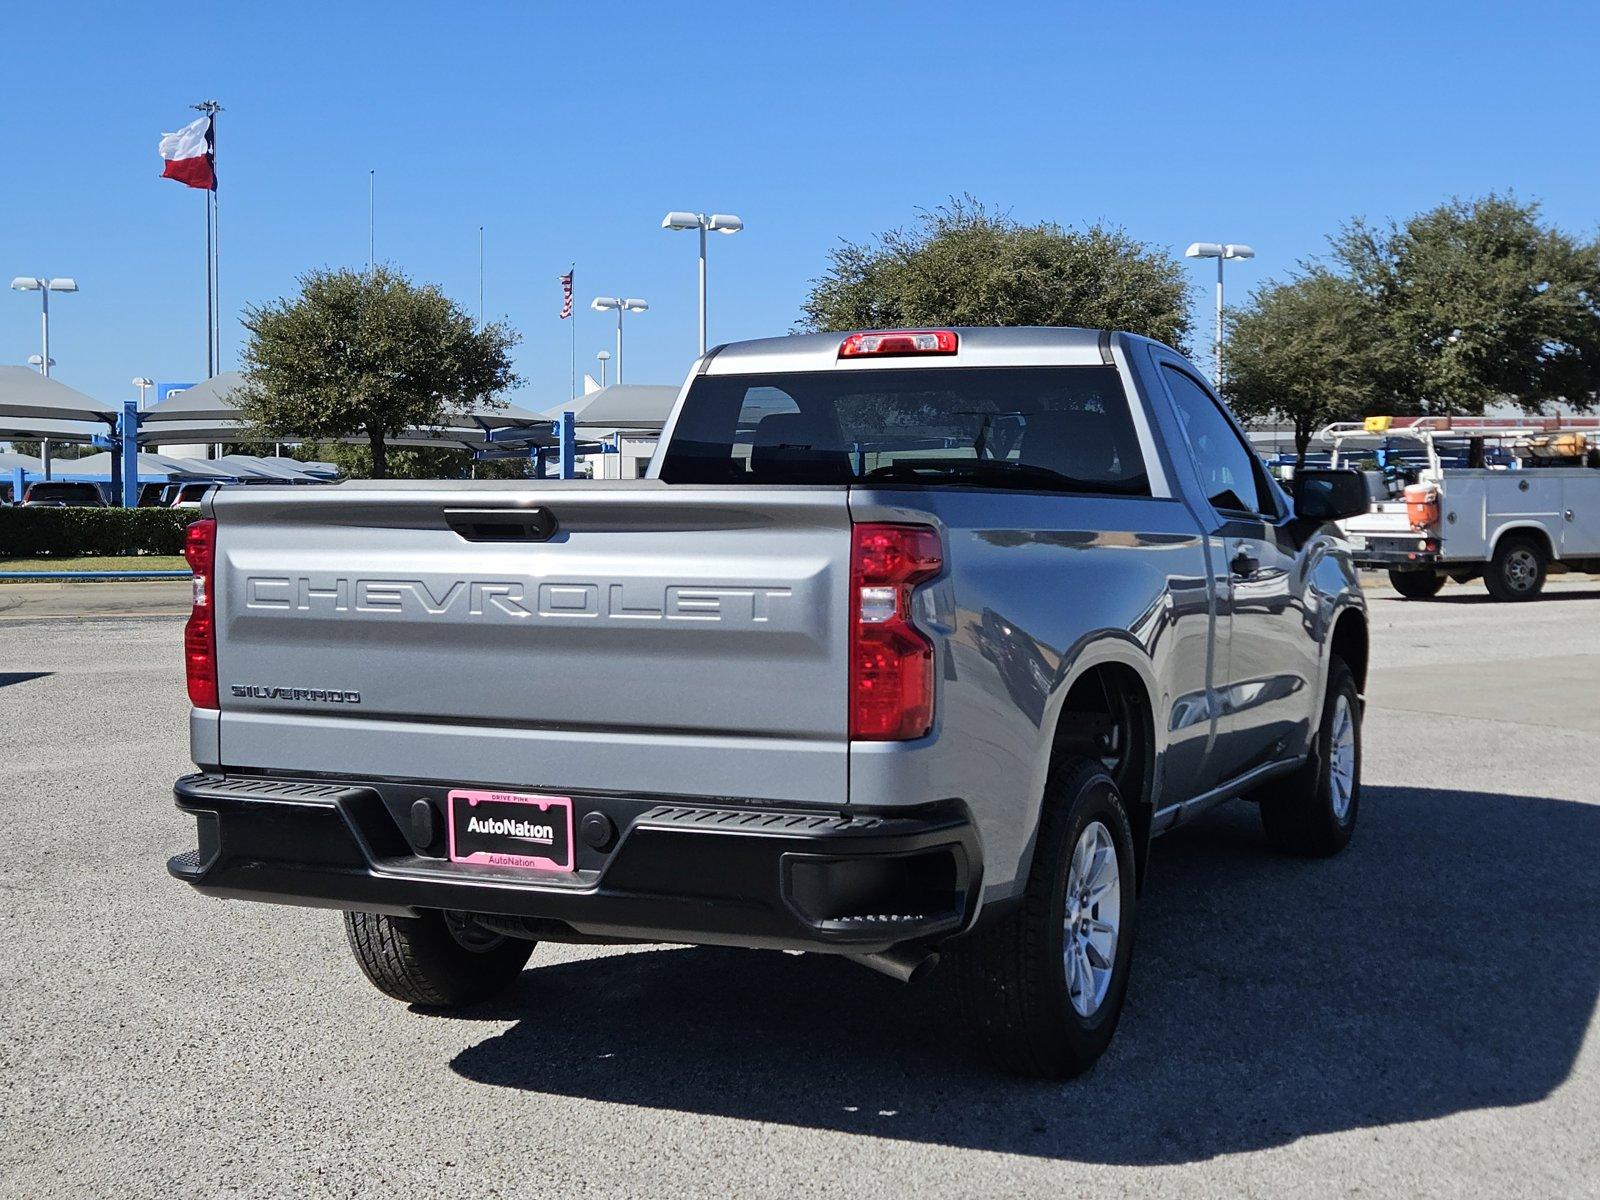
left=158, top=115, right=215, bottom=190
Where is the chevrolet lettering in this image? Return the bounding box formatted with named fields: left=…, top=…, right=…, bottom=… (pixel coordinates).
left=244, top=576, right=793, bottom=624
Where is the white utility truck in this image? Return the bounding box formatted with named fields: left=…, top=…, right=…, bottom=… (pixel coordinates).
left=1325, top=416, right=1600, bottom=600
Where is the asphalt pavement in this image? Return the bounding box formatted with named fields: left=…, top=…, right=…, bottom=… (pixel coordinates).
left=2, top=577, right=1597, bottom=1199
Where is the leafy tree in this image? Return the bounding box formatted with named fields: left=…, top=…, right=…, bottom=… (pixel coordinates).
left=1223, top=272, right=1395, bottom=462
left=237, top=266, right=520, bottom=478
left=1331, top=194, right=1600, bottom=415
left=800, top=198, right=1193, bottom=349
left=6, top=440, right=97, bottom=460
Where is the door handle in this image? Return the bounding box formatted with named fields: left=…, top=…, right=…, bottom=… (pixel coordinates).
left=1230, top=549, right=1259, bottom=578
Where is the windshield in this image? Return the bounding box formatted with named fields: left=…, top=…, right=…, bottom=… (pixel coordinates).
left=658, top=366, right=1149, bottom=495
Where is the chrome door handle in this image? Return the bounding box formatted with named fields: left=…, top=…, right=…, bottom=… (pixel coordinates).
left=1230, top=550, right=1259, bottom=578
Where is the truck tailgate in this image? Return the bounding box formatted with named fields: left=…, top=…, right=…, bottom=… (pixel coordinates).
left=1340, top=500, right=1412, bottom=540
left=209, top=481, right=852, bottom=803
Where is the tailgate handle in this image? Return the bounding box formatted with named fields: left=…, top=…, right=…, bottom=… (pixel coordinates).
left=444, top=508, right=558, bottom=542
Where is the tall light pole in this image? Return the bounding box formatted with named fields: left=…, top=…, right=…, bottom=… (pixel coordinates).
left=10, top=277, right=78, bottom=377
left=596, top=349, right=611, bottom=388
left=1183, top=243, right=1253, bottom=387
left=590, top=297, right=648, bottom=383
left=661, top=212, right=743, bottom=356
left=132, top=377, right=154, bottom=410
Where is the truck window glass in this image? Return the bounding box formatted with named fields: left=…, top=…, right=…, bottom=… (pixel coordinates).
left=1161, top=366, right=1269, bottom=516
left=660, top=366, right=1150, bottom=496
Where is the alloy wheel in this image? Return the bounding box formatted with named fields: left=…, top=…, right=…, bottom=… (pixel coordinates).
left=1328, top=693, right=1357, bottom=822
left=1063, top=820, right=1121, bottom=1018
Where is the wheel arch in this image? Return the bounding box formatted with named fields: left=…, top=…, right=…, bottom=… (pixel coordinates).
left=1044, top=643, right=1160, bottom=892
left=1488, top=521, right=1556, bottom=562
left=1329, top=605, right=1369, bottom=695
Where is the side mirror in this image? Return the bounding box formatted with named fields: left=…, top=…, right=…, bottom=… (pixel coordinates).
left=1292, top=468, right=1370, bottom=522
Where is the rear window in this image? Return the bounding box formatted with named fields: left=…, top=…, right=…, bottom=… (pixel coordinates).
left=658, top=366, right=1149, bottom=495
left=25, top=483, right=103, bottom=504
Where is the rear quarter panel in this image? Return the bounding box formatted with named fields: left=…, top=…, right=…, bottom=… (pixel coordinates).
left=847, top=489, right=1213, bottom=903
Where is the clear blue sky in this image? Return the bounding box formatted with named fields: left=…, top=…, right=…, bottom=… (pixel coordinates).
left=3, top=0, right=1597, bottom=408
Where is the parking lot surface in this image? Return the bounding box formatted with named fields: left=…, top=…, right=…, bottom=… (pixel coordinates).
left=3, top=578, right=1597, bottom=1199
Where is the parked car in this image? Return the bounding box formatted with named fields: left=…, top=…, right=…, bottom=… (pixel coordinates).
left=167, top=327, right=1371, bottom=1078
left=21, top=481, right=108, bottom=507
left=168, top=482, right=215, bottom=508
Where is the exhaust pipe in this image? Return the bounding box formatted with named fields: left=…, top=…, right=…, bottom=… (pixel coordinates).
left=848, top=946, right=940, bottom=985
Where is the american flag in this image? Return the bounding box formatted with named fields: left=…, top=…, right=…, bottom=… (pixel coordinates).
left=558, top=270, right=573, bottom=319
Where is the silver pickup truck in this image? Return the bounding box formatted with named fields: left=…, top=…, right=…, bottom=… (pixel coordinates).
left=169, top=327, right=1372, bottom=1078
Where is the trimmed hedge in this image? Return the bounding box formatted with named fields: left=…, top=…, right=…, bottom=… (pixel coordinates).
left=0, top=507, right=198, bottom=558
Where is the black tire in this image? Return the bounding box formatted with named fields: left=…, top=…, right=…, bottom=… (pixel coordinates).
left=344, top=910, right=534, bottom=1007
left=1387, top=568, right=1445, bottom=599
left=1484, top=534, right=1548, bottom=601
left=1256, top=657, right=1361, bottom=856
left=950, top=759, right=1138, bottom=1079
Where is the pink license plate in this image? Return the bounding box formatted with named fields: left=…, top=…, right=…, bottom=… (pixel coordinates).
left=446, top=789, right=575, bottom=873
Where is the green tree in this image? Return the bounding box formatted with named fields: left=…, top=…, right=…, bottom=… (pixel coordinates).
left=800, top=198, right=1193, bottom=349
left=1223, top=272, right=1395, bottom=462
left=6, top=441, right=97, bottom=461
left=237, top=266, right=520, bottom=478
left=1331, top=194, right=1600, bottom=415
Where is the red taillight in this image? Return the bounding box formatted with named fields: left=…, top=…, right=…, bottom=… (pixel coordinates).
left=838, top=330, right=958, bottom=358
left=850, top=523, right=942, bottom=740
left=183, top=518, right=218, bottom=709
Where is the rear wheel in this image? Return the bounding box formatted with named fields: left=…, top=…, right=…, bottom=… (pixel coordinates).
left=344, top=910, right=534, bottom=1007
left=1387, top=568, right=1445, bottom=599
left=950, top=759, right=1137, bottom=1078
left=1256, top=657, right=1361, bottom=856
left=1484, top=535, right=1548, bottom=601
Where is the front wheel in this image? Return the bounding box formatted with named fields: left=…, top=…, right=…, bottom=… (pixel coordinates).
left=344, top=910, right=534, bottom=1007
left=1387, top=568, right=1445, bottom=599
left=1255, top=657, right=1361, bottom=856
left=950, top=759, right=1138, bottom=1078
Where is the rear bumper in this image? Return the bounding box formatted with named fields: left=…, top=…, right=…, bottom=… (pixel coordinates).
left=1352, top=535, right=1440, bottom=569
left=168, top=773, right=980, bottom=955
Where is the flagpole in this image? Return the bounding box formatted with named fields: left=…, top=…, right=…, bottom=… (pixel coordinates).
left=204, top=183, right=214, bottom=377
left=570, top=265, right=577, bottom=401
left=212, top=185, right=220, bottom=371
left=191, top=98, right=222, bottom=377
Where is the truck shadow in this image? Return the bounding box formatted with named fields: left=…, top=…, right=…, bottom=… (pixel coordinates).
left=449, top=785, right=1599, bottom=1165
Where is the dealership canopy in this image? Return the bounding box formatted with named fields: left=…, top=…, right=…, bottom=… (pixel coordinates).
left=59, top=452, right=239, bottom=481
left=138, top=371, right=546, bottom=447
left=540, top=384, right=681, bottom=434
left=0, top=366, right=115, bottom=427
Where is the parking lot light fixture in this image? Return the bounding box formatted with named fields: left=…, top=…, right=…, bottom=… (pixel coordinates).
left=661, top=210, right=743, bottom=356
left=1184, top=243, right=1253, bottom=387
left=10, top=275, right=78, bottom=377
left=591, top=296, right=649, bottom=383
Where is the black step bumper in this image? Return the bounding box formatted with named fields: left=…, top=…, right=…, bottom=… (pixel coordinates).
left=1352, top=534, right=1440, bottom=569
left=168, top=773, right=980, bottom=955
